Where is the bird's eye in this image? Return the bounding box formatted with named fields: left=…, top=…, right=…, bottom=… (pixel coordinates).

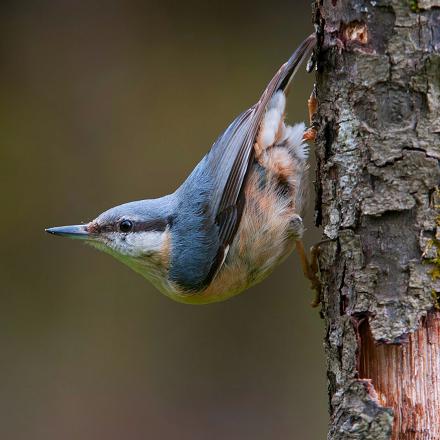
left=119, top=220, right=133, bottom=233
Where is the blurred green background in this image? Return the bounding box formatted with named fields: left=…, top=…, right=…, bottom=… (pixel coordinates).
left=0, top=1, right=327, bottom=439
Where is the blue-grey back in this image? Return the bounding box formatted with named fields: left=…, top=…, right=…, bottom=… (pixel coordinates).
left=170, top=155, right=221, bottom=291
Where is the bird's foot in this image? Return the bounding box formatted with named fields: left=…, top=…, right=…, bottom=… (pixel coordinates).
left=303, top=128, right=317, bottom=142
left=302, top=86, right=318, bottom=143
left=295, top=240, right=321, bottom=307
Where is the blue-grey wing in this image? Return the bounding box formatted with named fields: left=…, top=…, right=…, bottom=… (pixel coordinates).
left=170, top=34, right=316, bottom=291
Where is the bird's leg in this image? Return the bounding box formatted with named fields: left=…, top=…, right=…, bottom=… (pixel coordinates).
left=302, top=86, right=317, bottom=142
left=295, top=240, right=321, bottom=307
left=295, top=86, right=320, bottom=305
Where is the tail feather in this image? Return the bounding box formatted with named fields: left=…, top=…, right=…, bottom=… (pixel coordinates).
left=259, top=33, right=316, bottom=112
left=277, top=33, right=316, bottom=94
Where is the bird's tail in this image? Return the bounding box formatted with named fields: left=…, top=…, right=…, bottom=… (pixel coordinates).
left=257, top=33, right=316, bottom=113
left=277, top=33, right=316, bottom=94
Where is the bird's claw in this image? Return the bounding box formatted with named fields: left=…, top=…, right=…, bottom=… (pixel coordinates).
left=295, top=240, right=322, bottom=307
left=303, top=128, right=317, bottom=142
left=302, top=86, right=318, bottom=143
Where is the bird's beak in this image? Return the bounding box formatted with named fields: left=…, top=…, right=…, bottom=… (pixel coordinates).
left=45, top=224, right=90, bottom=240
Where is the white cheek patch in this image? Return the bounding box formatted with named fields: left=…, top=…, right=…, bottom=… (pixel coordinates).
left=104, top=231, right=165, bottom=257
left=125, top=231, right=165, bottom=256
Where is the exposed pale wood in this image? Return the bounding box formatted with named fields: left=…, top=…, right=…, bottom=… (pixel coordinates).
left=359, top=311, right=440, bottom=439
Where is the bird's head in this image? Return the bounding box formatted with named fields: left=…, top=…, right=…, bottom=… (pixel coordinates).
left=46, top=198, right=174, bottom=283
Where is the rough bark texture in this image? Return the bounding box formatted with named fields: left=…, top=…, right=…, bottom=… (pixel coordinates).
left=312, top=1, right=440, bottom=439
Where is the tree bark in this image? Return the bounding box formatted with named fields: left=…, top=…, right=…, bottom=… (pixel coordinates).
left=312, top=1, right=440, bottom=439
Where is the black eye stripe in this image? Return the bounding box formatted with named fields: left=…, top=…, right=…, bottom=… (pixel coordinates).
left=132, top=219, right=168, bottom=232
left=95, top=218, right=169, bottom=233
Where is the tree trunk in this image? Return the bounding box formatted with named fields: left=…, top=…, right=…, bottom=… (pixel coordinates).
left=312, top=1, right=440, bottom=439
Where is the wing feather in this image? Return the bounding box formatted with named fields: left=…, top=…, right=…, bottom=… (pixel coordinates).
left=211, top=34, right=316, bottom=258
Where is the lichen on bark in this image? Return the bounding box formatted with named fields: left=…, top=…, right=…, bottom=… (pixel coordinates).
left=313, top=0, right=440, bottom=438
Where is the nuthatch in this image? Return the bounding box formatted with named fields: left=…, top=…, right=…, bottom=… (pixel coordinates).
left=46, top=34, right=319, bottom=305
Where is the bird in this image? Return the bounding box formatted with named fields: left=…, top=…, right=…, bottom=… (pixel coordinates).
left=46, top=34, right=319, bottom=305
